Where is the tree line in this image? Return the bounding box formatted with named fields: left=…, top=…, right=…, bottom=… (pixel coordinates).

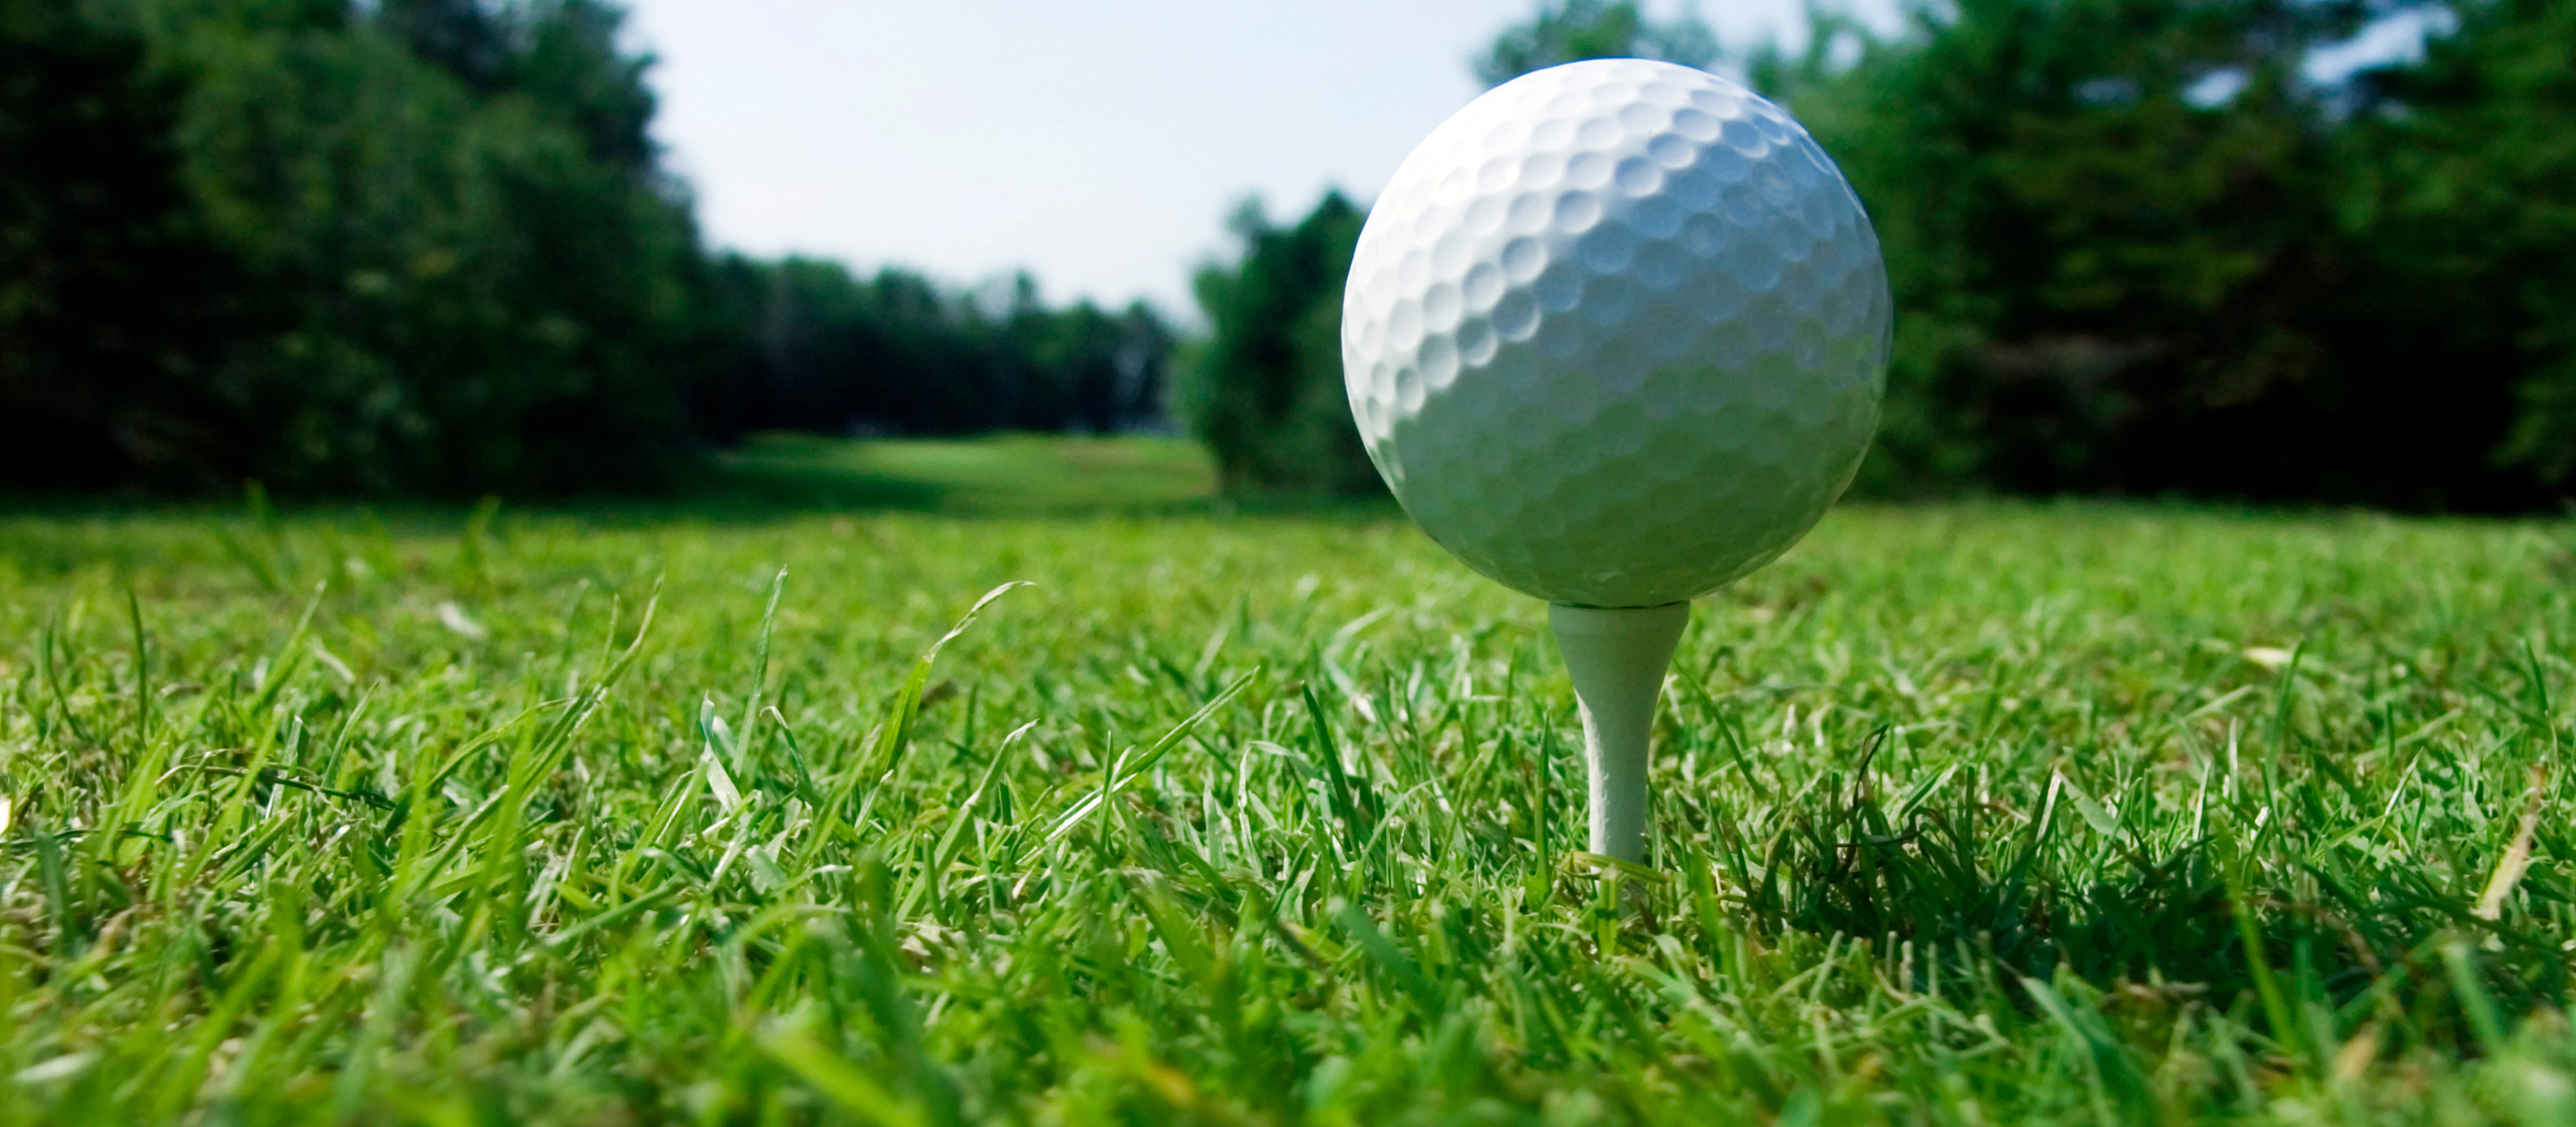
left=8, top=0, right=2572, bottom=509
left=699, top=260, right=1170, bottom=444
left=1, top=0, right=1171, bottom=496
left=1181, top=0, right=2576, bottom=511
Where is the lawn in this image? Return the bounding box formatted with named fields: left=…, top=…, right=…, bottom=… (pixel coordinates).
left=709, top=432, right=1219, bottom=512
left=2, top=438, right=2572, bottom=1123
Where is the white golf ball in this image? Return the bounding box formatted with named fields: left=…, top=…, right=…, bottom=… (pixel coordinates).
left=1343, top=59, right=1890, bottom=608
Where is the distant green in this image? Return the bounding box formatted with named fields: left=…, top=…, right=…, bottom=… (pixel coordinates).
left=711, top=433, right=1218, bottom=513
left=3, top=443, right=2572, bottom=1122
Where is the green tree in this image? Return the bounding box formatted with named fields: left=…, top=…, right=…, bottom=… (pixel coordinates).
left=704, top=256, right=1174, bottom=439
left=176, top=4, right=704, bottom=491
left=1771, top=0, right=2552, bottom=507
left=375, top=0, right=507, bottom=91
left=2343, top=0, right=2576, bottom=488
left=509, top=0, right=659, bottom=172
left=0, top=0, right=263, bottom=490
left=1179, top=193, right=1377, bottom=496
left=115, top=0, right=717, bottom=495
left=1474, top=0, right=1717, bottom=86
left=0, top=0, right=733, bottom=496
left=1021, top=298, right=1171, bottom=436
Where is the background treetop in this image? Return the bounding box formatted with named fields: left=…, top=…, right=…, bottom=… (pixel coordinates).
left=1472, top=0, right=1721, bottom=87
left=6, top=0, right=2573, bottom=509
left=1473, top=0, right=1710, bottom=88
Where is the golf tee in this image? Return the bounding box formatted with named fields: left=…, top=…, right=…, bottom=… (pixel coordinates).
left=1547, top=601, right=1689, bottom=866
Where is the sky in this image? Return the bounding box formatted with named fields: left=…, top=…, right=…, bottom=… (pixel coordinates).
left=618, top=1, right=1895, bottom=317
left=618, top=1, right=2445, bottom=318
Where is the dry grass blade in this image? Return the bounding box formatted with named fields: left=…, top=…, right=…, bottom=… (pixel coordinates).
left=2473, top=764, right=2546, bottom=920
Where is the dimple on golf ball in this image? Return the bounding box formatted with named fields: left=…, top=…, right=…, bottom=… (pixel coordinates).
left=1343, top=58, right=1891, bottom=608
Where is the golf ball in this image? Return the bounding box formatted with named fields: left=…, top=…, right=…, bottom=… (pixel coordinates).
left=1343, top=59, right=1890, bottom=608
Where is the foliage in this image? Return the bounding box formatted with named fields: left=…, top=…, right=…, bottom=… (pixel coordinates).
left=0, top=0, right=731, bottom=496
left=1783, top=0, right=2376, bottom=501
left=17, top=0, right=2576, bottom=505
left=1473, top=0, right=1719, bottom=88
left=150, top=0, right=720, bottom=496
left=1769, top=0, right=2571, bottom=508
left=703, top=258, right=1174, bottom=441
left=0, top=0, right=266, bottom=491
left=711, top=432, right=1214, bottom=513
left=2340, top=0, right=2576, bottom=487
left=1407, top=0, right=2576, bottom=510
left=3, top=0, right=1181, bottom=498
left=0, top=485, right=2572, bottom=1120
left=1178, top=193, right=1380, bottom=496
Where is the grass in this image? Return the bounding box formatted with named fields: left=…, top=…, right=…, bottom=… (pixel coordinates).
left=2, top=439, right=2573, bottom=1123
left=708, top=433, right=1218, bottom=512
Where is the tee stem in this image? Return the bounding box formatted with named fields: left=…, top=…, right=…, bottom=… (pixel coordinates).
left=1548, top=602, right=1689, bottom=865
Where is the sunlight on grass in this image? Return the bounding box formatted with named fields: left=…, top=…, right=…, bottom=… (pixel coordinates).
left=0, top=495, right=2571, bottom=1122
left=714, top=433, right=1218, bottom=512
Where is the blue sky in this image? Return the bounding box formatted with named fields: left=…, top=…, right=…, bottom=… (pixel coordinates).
left=619, top=1, right=2445, bottom=318
left=620, top=2, right=1889, bottom=315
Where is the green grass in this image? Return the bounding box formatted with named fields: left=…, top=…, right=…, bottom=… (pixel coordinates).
left=709, top=432, right=1218, bottom=512
left=3, top=458, right=2574, bottom=1123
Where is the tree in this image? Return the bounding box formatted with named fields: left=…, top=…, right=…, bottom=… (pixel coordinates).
left=1766, top=0, right=2554, bottom=508
left=1179, top=193, right=1377, bottom=496
left=511, top=0, right=660, bottom=173
left=1021, top=299, right=1171, bottom=436
left=0, top=0, right=731, bottom=496
left=0, top=0, right=264, bottom=490
left=159, top=0, right=716, bottom=493
left=1474, top=0, right=1717, bottom=86
left=704, top=256, right=1175, bottom=439
left=375, top=0, right=508, bottom=91
left=2342, top=0, right=2576, bottom=489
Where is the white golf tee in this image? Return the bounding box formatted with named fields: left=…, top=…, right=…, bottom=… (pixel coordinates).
left=1547, top=602, right=1689, bottom=865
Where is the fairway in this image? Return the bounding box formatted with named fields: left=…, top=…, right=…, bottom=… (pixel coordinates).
left=2, top=474, right=2572, bottom=1122
left=712, top=433, right=1221, bottom=512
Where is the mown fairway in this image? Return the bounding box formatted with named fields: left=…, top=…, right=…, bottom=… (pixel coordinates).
left=3, top=454, right=2573, bottom=1123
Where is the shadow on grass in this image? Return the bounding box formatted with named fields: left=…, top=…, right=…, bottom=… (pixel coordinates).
left=700, top=441, right=950, bottom=512
left=1723, top=768, right=2574, bottom=1046
left=0, top=435, right=1405, bottom=579
left=603, top=433, right=1402, bottom=523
